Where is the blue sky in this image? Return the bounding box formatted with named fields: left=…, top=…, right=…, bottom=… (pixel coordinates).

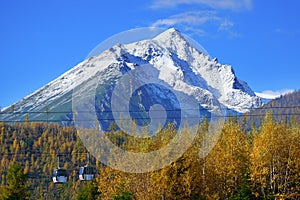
left=0, top=0, right=299, bottom=108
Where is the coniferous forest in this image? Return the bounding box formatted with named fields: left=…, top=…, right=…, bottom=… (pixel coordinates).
left=0, top=110, right=299, bottom=199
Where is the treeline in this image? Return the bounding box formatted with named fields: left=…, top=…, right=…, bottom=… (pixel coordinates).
left=0, top=112, right=299, bottom=199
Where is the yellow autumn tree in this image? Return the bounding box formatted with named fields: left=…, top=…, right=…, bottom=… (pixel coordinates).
left=205, top=120, right=250, bottom=199
left=250, top=112, right=300, bottom=199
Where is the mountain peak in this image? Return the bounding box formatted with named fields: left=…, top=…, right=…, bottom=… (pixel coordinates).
left=162, top=27, right=181, bottom=35
left=152, top=28, right=210, bottom=57
left=154, top=27, right=185, bottom=42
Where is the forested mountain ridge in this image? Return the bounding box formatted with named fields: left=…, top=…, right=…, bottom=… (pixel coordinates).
left=243, top=90, right=300, bottom=126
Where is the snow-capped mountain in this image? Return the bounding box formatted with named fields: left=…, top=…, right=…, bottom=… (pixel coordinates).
left=0, top=28, right=262, bottom=124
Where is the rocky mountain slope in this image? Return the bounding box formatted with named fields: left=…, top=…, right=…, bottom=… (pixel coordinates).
left=0, top=28, right=262, bottom=127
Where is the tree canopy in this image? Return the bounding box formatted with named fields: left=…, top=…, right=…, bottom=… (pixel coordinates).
left=0, top=162, right=30, bottom=200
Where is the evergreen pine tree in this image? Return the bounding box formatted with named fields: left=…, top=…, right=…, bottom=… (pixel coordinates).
left=0, top=162, right=30, bottom=200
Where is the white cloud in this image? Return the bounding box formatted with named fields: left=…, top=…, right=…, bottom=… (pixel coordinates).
left=152, top=11, right=218, bottom=27
left=151, top=11, right=236, bottom=37
left=219, top=19, right=234, bottom=31
left=149, top=0, right=252, bottom=39
left=255, top=89, right=295, bottom=99
left=151, top=0, right=252, bottom=11
left=218, top=19, right=241, bottom=38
